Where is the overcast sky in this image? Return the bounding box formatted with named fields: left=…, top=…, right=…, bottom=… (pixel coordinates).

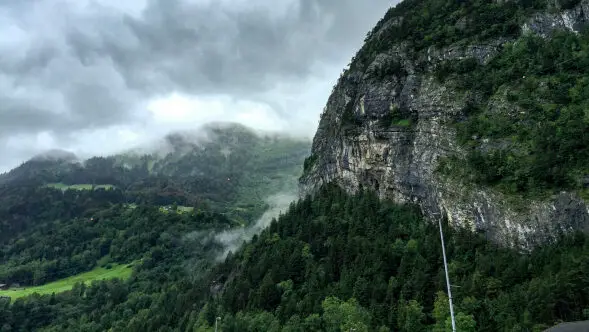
left=0, top=0, right=394, bottom=172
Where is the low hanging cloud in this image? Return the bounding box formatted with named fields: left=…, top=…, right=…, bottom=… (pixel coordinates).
left=0, top=0, right=396, bottom=172
left=181, top=163, right=300, bottom=263
left=180, top=190, right=298, bottom=281
left=213, top=191, right=298, bottom=260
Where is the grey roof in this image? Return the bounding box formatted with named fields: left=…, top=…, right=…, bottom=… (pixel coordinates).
left=545, top=321, right=589, bottom=332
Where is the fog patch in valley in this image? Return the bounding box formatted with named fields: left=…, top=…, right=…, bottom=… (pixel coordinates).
left=214, top=191, right=297, bottom=260
left=181, top=190, right=298, bottom=282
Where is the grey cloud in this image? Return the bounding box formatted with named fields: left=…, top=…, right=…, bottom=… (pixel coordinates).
left=0, top=98, right=59, bottom=134
left=0, top=0, right=394, bottom=171
left=0, top=52, right=138, bottom=137
left=0, top=43, right=58, bottom=78
left=213, top=191, right=297, bottom=261
left=63, top=0, right=393, bottom=95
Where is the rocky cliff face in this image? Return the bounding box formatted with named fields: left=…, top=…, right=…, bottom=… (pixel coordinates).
left=300, top=0, right=589, bottom=248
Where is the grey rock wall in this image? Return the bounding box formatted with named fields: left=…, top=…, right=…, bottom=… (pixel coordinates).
left=300, top=1, right=589, bottom=248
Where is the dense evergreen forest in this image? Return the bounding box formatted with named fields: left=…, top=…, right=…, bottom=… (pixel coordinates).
left=0, top=201, right=229, bottom=332
left=0, top=202, right=232, bottom=286
left=1, top=185, right=588, bottom=331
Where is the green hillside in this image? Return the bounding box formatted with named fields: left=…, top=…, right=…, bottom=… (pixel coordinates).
left=1, top=185, right=587, bottom=331
left=0, top=123, right=310, bottom=241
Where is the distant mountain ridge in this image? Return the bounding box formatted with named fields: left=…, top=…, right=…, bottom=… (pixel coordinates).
left=0, top=122, right=310, bottom=239
left=1, top=122, right=309, bottom=190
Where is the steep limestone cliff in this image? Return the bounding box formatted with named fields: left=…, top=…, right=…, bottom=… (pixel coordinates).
left=300, top=0, right=589, bottom=248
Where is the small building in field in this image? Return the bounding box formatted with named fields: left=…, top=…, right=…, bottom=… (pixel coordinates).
left=0, top=284, right=8, bottom=290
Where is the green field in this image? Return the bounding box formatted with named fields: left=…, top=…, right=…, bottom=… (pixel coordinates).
left=45, top=183, right=116, bottom=191
left=0, top=263, right=134, bottom=300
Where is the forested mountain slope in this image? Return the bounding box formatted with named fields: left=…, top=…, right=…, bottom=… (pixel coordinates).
left=0, top=123, right=310, bottom=240
left=299, top=0, right=589, bottom=248
left=2, top=185, right=588, bottom=331
left=0, top=122, right=309, bottom=304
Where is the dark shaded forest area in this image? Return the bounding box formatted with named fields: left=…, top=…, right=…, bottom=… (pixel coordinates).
left=1, top=185, right=587, bottom=331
